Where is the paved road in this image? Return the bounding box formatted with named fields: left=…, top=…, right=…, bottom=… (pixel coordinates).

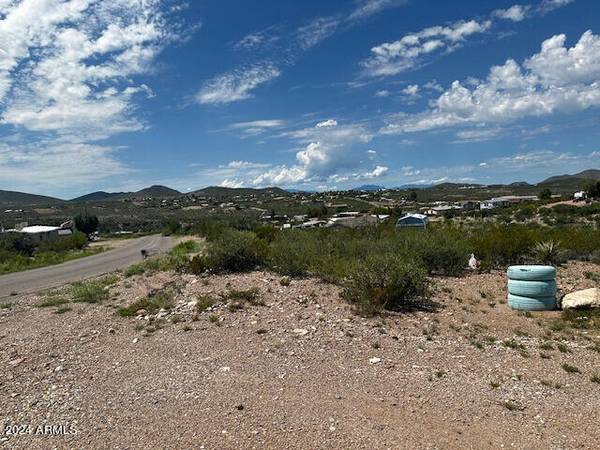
left=0, top=235, right=175, bottom=298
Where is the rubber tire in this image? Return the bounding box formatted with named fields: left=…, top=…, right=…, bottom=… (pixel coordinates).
left=508, top=279, right=556, bottom=297
left=508, top=293, right=556, bottom=311
left=507, top=265, right=556, bottom=281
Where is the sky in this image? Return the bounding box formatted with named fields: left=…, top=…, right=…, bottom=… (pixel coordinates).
left=0, top=0, right=599, bottom=198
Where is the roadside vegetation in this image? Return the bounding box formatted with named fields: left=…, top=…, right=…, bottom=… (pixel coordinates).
left=144, top=219, right=600, bottom=315
left=0, top=231, right=105, bottom=275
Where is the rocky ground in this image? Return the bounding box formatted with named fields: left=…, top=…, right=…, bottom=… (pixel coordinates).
left=1, top=262, right=599, bottom=449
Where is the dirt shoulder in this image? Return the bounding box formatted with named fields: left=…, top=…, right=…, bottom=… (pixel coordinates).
left=1, top=262, right=599, bottom=449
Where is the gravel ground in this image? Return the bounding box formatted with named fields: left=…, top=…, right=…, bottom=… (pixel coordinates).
left=1, top=262, right=599, bottom=449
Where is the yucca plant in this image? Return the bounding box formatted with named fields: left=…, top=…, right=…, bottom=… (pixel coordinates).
left=533, top=240, right=561, bottom=265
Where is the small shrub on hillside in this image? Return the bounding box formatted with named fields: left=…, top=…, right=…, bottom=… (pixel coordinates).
left=342, top=253, right=429, bottom=316
left=196, top=294, right=216, bottom=312
left=35, top=296, right=69, bottom=308
left=224, top=287, right=262, bottom=305
left=533, top=240, right=562, bottom=265
left=125, top=263, right=146, bottom=277
left=71, top=280, right=109, bottom=303
left=189, top=255, right=208, bottom=274
left=205, top=229, right=267, bottom=272
left=118, top=289, right=175, bottom=317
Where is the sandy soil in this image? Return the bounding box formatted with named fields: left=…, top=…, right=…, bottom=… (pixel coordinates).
left=1, top=262, right=599, bottom=449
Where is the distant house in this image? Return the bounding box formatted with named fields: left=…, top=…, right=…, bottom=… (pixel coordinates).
left=326, top=214, right=382, bottom=229
left=13, top=225, right=61, bottom=244
left=574, top=191, right=587, bottom=201
left=481, top=195, right=538, bottom=209
left=459, top=200, right=480, bottom=211
left=396, top=213, right=428, bottom=230
left=296, top=219, right=327, bottom=229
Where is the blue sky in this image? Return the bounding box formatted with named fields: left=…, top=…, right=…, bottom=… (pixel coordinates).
left=0, top=0, right=599, bottom=197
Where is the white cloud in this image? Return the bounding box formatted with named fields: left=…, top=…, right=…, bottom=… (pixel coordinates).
left=0, top=0, right=181, bottom=194
left=538, top=0, right=575, bottom=14
left=493, top=5, right=530, bottom=22
left=402, top=84, right=419, bottom=97
left=348, top=0, right=407, bottom=22
left=196, top=63, right=281, bottom=105
left=315, top=119, right=338, bottom=128
left=228, top=119, right=286, bottom=136
left=454, top=128, right=503, bottom=143
left=375, top=90, right=390, bottom=97
left=358, top=165, right=388, bottom=178
left=233, top=29, right=279, bottom=50
left=386, top=150, right=598, bottom=186
left=296, top=16, right=340, bottom=50
left=224, top=160, right=272, bottom=169
left=361, top=19, right=491, bottom=77
left=381, top=31, right=600, bottom=135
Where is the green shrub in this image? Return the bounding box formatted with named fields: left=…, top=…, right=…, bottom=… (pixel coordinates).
left=407, top=229, right=471, bottom=276
left=71, top=280, right=109, bottom=303
left=189, top=255, right=208, bottom=274
left=118, top=289, right=175, bottom=317
left=342, top=253, right=429, bottom=316
left=196, top=294, right=216, bottom=311
left=268, top=230, right=316, bottom=276
left=38, top=231, right=87, bottom=253
left=125, top=263, right=146, bottom=277
left=224, top=287, right=262, bottom=305
left=533, top=240, right=562, bottom=265
left=205, top=229, right=267, bottom=272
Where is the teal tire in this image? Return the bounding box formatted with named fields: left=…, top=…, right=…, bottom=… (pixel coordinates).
left=507, top=265, right=556, bottom=281
left=508, top=279, right=557, bottom=297
left=508, top=293, right=556, bottom=311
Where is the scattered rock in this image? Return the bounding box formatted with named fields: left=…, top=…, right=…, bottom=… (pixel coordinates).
left=132, top=338, right=139, bottom=344
left=292, top=328, right=309, bottom=336
left=369, top=357, right=382, bottom=365
left=108, top=328, right=116, bottom=334
left=236, top=404, right=244, bottom=411
left=562, top=288, right=600, bottom=309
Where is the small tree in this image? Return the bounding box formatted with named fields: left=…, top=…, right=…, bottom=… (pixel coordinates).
left=408, top=191, right=418, bottom=202
left=539, top=188, right=552, bottom=200
left=74, top=214, right=99, bottom=236
left=586, top=181, right=600, bottom=199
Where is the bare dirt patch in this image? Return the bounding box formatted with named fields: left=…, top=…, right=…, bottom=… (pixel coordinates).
left=1, top=262, right=600, bottom=449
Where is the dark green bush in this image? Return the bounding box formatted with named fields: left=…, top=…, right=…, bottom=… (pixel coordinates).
left=205, top=229, right=267, bottom=272
left=38, top=231, right=87, bottom=253
left=342, top=253, right=429, bottom=316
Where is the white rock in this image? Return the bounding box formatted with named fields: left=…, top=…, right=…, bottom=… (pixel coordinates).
left=132, top=338, right=139, bottom=344
left=292, top=328, right=309, bottom=336
left=369, top=357, right=382, bottom=364
left=562, top=288, right=600, bottom=309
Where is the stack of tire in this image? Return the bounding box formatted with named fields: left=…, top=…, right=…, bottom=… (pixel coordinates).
left=507, top=265, right=557, bottom=311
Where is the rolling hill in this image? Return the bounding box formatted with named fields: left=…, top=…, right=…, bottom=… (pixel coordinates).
left=0, top=190, right=64, bottom=207
left=70, top=185, right=181, bottom=203
left=540, top=169, right=600, bottom=185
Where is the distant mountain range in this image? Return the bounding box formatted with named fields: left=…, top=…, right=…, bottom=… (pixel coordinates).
left=352, top=184, right=386, bottom=192
left=1, top=169, right=598, bottom=207
left=0, top=190, right=66, bottom=207
left=539, top=169, right=600, bottom=185
left=192, top=186, right=289, bottom=198
left=70, top=185, right=181, bottom=202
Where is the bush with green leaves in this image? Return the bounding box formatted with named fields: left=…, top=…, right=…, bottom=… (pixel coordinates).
left=342, top=252, right=429, bottom=316
left=204, top=229, right=267, bottom=272
left=38, top=231, right=87, bottom=253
